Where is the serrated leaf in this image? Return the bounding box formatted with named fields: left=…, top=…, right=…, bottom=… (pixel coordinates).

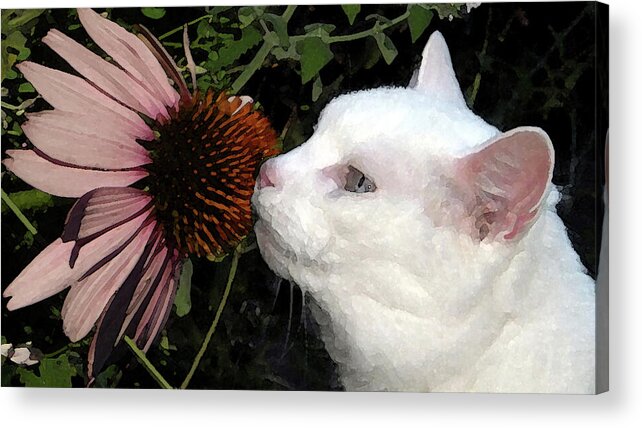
left=174, top=259, right=193, bottom=317
left=297, top=37, right=334, bottom=84
left=341, top=5, right=361, bottom=25
left=208, top=26, right=262, bottom=72
left=17, top=354, right=75, bottom=388
left=373, top=33, right=398, bottom=65
left=407, top=5, right=434, bottom=43
left=141, top=7, right=166, bottom=20
left=312, top=76, right=323, bottom=102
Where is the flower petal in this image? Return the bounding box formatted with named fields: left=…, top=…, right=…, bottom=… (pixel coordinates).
left=3, top=150, right=147, bottom=198
left=22, top=111, right=151, bottom=169
left=17, top=61, right=153, bottom=140
left=61, top=222, right=157, bottom=342
left=3, top=239, right=76, bottom=310
left=3, top=211, right=152, bottom=311
left=43, top=29, right=169, bottom=120
left=63, top=187, right=152, bottom=243
left=77, top=9, right=180, bottom=110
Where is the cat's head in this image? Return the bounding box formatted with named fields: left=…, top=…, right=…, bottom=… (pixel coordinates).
left=252, top=32, right=555, bottom=290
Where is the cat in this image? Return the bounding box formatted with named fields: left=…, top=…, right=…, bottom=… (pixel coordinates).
left=252, top=32, right=595, bottom=393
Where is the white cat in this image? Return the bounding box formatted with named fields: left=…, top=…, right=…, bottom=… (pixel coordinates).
left=252, top=32, right=595, bottom=393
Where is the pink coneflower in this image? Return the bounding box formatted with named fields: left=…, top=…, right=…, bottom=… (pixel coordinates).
left=2, top=9, right=278, bottom=379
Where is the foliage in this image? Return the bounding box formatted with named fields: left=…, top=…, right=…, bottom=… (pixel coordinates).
left=1, top=4, right=603, bottom=389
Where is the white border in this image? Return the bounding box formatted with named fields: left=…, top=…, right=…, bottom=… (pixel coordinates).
left=2, top=1, right=641, bottom=427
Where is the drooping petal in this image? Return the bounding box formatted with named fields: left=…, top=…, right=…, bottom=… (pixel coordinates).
left=43, top=29, right=169, bottom=120
left=63, top=187, right=152, bottom=243
left=22, top=111, right=151, bottom=169
left=77, top=8, right=180, bottom=110
left=87, top=229, right=164, bottom=377
left=61, top=221, right=157, bottom=342
left=3, top=211, right=152, bottom=311
left=3, top=150, right=147, bottom=198
left=3, top=239, right=76, bottom=310
left=17, top=61, right=153, bottom=140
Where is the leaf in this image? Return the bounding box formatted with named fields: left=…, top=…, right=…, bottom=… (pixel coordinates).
left=373, top=33, right=398, bottom=65
left=18, top=82, right=34, bottom=93
left=141, top=7, right=166, bottom=20
left=17, top=354, right=75, bottom=388
left=1, top=189, right=54, bottom=215
left=208, top=26, right=262, bottom=72
left=429, top=3, right=464, bottom=20
left=174, top=259, right=193, bottom=317
left=312, top=76, right=323, bottom=102
left=262, top=13, right=290, bottom=47
left=1, top=30, right=30, bottom=82
left=297, top=37, right=334, bottom=84
left=407, top=5, right=434, bottom=43
left=341, top=5, right=361, bottom=25
left=238, top=7, right=255, bottom=27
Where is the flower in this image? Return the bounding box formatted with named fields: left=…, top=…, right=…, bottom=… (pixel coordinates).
left=2, top=9, right=278, bottom=380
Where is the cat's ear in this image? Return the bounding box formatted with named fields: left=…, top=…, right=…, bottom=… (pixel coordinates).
left=455, top=127, right=555, bottom=241
left=410, top=31, right=467, bottom=108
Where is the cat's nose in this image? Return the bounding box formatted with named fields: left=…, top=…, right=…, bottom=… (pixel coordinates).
left=257, top=159, right=277, bottom=189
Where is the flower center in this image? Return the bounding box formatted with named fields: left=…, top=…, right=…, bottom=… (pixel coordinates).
left=141, top=90, right=278, bottom=259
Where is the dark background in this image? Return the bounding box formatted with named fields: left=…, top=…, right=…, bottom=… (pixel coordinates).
left=1, top=3, right=607, bottom=389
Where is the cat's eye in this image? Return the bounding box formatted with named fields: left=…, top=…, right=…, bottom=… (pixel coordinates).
left=344, top=166, right=376, bottom=193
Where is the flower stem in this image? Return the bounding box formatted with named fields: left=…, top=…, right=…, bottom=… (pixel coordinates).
left=230, top=5, right=297, bottom=93
left=180, top=247, right=241, bottom=389
left=158, top=15, right=211, bottom=41
left=1, top=189, right=38, bottom=235
left=124, top=336, right=173, bottom=389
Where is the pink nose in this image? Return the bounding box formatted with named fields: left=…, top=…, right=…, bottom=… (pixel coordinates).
left=257, top=160, right=277, bottom=189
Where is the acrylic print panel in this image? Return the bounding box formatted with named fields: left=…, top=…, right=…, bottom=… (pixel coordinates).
left=1, top=3, right=608, bottom=393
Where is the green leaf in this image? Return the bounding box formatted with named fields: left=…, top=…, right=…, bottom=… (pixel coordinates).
left=312, top=76, right=323, bottom=102
left=262, top=13, right=290, bottom=47
left=141, top=7, right=166, bottom=20
left=1, top=189, right=54, bottom=215
left=297, top=37, right=334, bottom=84
left=373, top=33, right=398, bottom=65
left=174, top=259, right=193, bottom=317
left=1, top=30, right=30, bottom=82
left=208, top=26, right=262, bottom=72
left=17, top=354, right=75, bottom=388
left=18, top=82, right=34, bottom=93
left=429, top=3, right=464, bottom=20
left=238, top=7, right=255, bottom=27
left=341, top=5, right=361, bottom=25
left=407, top=5, right=434, bottom=43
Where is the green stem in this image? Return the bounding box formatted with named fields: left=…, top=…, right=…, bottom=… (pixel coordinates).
left=158, top=15, right=211, bottom=40
left=328, top=11, right=410, bottom=44
left=230, top=5, right=297, bottom=93
left=180, top=247, right=240, bottom=389
left=124, top=336, right=173, bottom=389
left=1, top=189, right=38, bottom=235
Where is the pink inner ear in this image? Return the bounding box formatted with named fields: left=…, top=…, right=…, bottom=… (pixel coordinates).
left=457, top=127, right=554, bottom=240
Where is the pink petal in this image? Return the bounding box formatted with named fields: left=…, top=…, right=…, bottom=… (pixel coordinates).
left=77, top=9, right=179, bottom=111
left=43, top=29, right=169, bottom=120
left=3, top=150, right=147, bottom=198
left=17, top=61, right=153, bottom=141
left=22, top=111, right=151, bottom=169
left=63, top=187, right=151, bottom=243
left=3, top=211, right=151, bottom=311
left=3, top=239, right=76, bottom=310
left=116, top=245, right=170, bottom=343
left=61, top=222, right=156, bottom=342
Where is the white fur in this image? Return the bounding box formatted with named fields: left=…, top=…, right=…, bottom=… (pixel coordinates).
left=252, top=32, right=595, bottom=393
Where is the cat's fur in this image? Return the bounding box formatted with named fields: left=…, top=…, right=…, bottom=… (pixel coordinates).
left=252, top=32, right=595, bottom=393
